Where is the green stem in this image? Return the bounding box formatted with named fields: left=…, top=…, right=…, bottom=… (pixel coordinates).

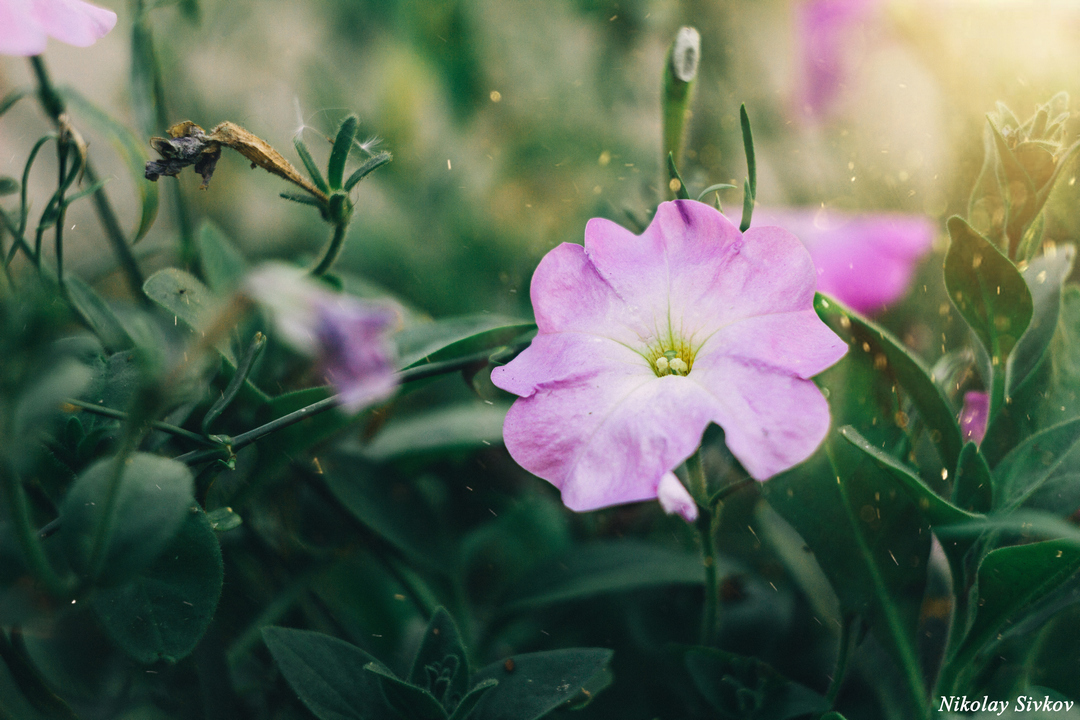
left=687, top=451, right=722, bottom=645
left=28, top=56, right=147, bottom=302
left=174, top=343, right=529, bottom=466
left=309, top=219, right=349, bottom=277
left=53, top=137, right=70, bottom=293
left=64, top=398, right=217, bottom=446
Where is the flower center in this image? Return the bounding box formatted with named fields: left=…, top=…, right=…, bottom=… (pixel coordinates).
left=647, top=340, right=695, bottom=377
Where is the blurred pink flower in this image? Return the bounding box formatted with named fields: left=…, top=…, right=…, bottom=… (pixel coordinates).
left=796, top=0, right=880, bottom=119
left=0, top=0, right=117, bottom=56
left=756, top=207, right=935, bottom=315
left=246, top=264, right=399, bottom=413
left=492, top=200, right=846, bottom=520
left=960, top=390, right=989, bottom=446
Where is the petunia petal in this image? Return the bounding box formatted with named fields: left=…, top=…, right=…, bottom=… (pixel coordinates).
left=491, top=332, right=648, bottom=399
left=502, top=372, right=719, bottom=512
left=0, top=0, right=47, bottom=56
left=30, top=0, right=117, bottom=48
left=697, top=309, right=848, bottom=380
left=657, top=472, right=698, bottom=522
left=689, top=358, right=834, bottom=480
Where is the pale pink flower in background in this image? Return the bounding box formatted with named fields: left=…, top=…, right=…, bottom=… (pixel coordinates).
left=959, top=390, right=989, bottom=446
left=0, top=0, right=117, bottom=56
left=492, top=200, right=847, bottom=521
left=246, top=264, right=399, bottom=413
left=756, top=207, right=935, bottom=315
left=796, top=0, right=880, bottom=119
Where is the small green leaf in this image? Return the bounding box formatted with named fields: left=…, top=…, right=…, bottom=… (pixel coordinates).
left=0, top=176, right=17, bottom=195
left=448, top=680, right=498, bottom=720
left=365, top=661, right=448, bottom=719
left=408, top=609, right=470, bottom=712
left=294, top=134, right=329, bottom=194
left=205, top=506, right=242, bottom=533
left=60, top=452, right=194, bottom=584
left=327, top=115, right=359, bottom=191
left=683, top=646, right=827, bottom=720
left=262, top=627, right=392, bottom=720
left=944, top=216, right=1033, bottom=412
left=504, top=540, right=710, bottom=611
left=1008, top=246, right=1075, bottom=397
left=397, top=316, right=533, bottom=369
left=359, top=403, right=510, bottom=463
left=941, top=539, right=1080, bottom=693
left=952, top=442, right=993, bottom=514
left=470, top=649, right=614, bottom=720
left=343, top=151, right=392, bottom=192
left=91, top=508, right=222, bottom=663
left=739, top=103, right=756, bottom=232
left=993, top=416, right=1080, bottom=509
left=197, top=220, right=249, bottom=294
left=0, top=89, right=27, bottom=117
left=64, top=275, right=135, bottom=353
left=143, top=268, right=237, bottom=365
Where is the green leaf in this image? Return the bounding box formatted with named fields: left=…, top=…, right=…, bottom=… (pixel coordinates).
left=359, top=403, right=510, bottom=463
left=470, top=649, right=614, bottom=720
left=816, top=293, right=963, bottom=474
left=1008, top=246, right=1075, bottom=397
left=60, top=88, right=159, bottom=243
left=739, top=103, right=756, bottom=232
left=993, top=416, right=1080, bottom=510
left=327, top=115, right=359, bottom=191
left=952, top=442, right=993, bottom=514
left=365, top=661, right=448, bottom=719
left=504, top=540, right=711, bottom=611
left=944, top=217, right=1033, bottom=408
left=294, top=134, right=329, bottom=195
left=682, top=646, right=827, bottom=720
left=0, top=89, right=27, bottom=117
left=838, top=427, right=981, bottom=528
left=0, top=176, right=17, bottom=196
left=941, top=539, right=1080, bottom=694
left=408, top=609, right=470, bottom=712
left=343, top=151, right=392, bottom=192
left=448, top=680, right=498, bottom=720
left=397, top=316, right=533, bottom=369
left=64, top=275, right=136, bottom=353
left=321, top=452, right=452, bottom=572
left=91, top=507, right=222, bottom=663
left=764, top=439, right=931, bottom=720
left=197, top=220, right=249, bottom=294
left=143, top=268, right=237, bottom=365
left=205, top=506, right=242, bottom=533
left=60, top=452, right=194, bottom=584
left=262, top=627, right=392, bottom=720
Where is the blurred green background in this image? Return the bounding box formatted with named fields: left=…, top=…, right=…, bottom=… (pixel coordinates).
left=4, top=0, right=1080, bottom=322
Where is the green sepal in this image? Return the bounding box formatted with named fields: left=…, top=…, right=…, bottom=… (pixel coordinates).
left=344, top=151, right=392, bottom=191
left=293, top=134, right=329, bottom=194
left=327, top=114, right=359, bottom=191
left=666, top=153, right=690, bottom=200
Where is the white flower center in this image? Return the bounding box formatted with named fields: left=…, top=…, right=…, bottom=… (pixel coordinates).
left=649, top=343, right=694, bottom=377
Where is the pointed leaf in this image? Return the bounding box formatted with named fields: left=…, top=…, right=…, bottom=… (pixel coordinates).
left=470, top=649, right=614, bottom=720
left=408, top=609, right=470, bottom=712
left=262, top=627, right=392, bottom=720
left=91, top=507, right=222, bottom=663
left=344, top=151, right=392, bottom=192
left=739, top=104, right=756, bottom=232
left=817, top=294, right=963, bottom=473
left=1008, top=246, right=1075, bottom=396
left=365, top=661, right=448, bottom=719
left=294, top=134, right=329, bottom=194
left=447, top=680, right=497, bottom=720
left=197, top=220, right=249, bottom=294
left=666, top=153, right=690, bottom=200
left=64, top=275, right=136, bottom=353
left=945, top=216, right=1033, bottom=370
left=143, top=268, right=237, bottom=365
left=327, top=115, right=359, bottom=191
left=994, top=416, right=1080, bottom=509
left=397, top=317, right=533, bottom=369
left=952, top=442, right=993, bottom=514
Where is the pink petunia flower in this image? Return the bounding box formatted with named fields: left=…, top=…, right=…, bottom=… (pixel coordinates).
left=246, top=264, right=399, bottom=413
left=796, top=0, right=880, bottom=119
left=0, top=0, right=117, bottom=56
left=755, top=207, right=935, bottom=316
left=492, top=200, right=847, bottom=521
left=959, top=390, right=989, bottom=446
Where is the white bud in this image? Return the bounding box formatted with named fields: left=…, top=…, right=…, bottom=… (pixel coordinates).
left=671, top=27, right=700, bottom=83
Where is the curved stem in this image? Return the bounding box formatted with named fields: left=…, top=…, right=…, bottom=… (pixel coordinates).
left=310, top=220, right=349, bottom=277
left=64, top=398, right=217, bottom=446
